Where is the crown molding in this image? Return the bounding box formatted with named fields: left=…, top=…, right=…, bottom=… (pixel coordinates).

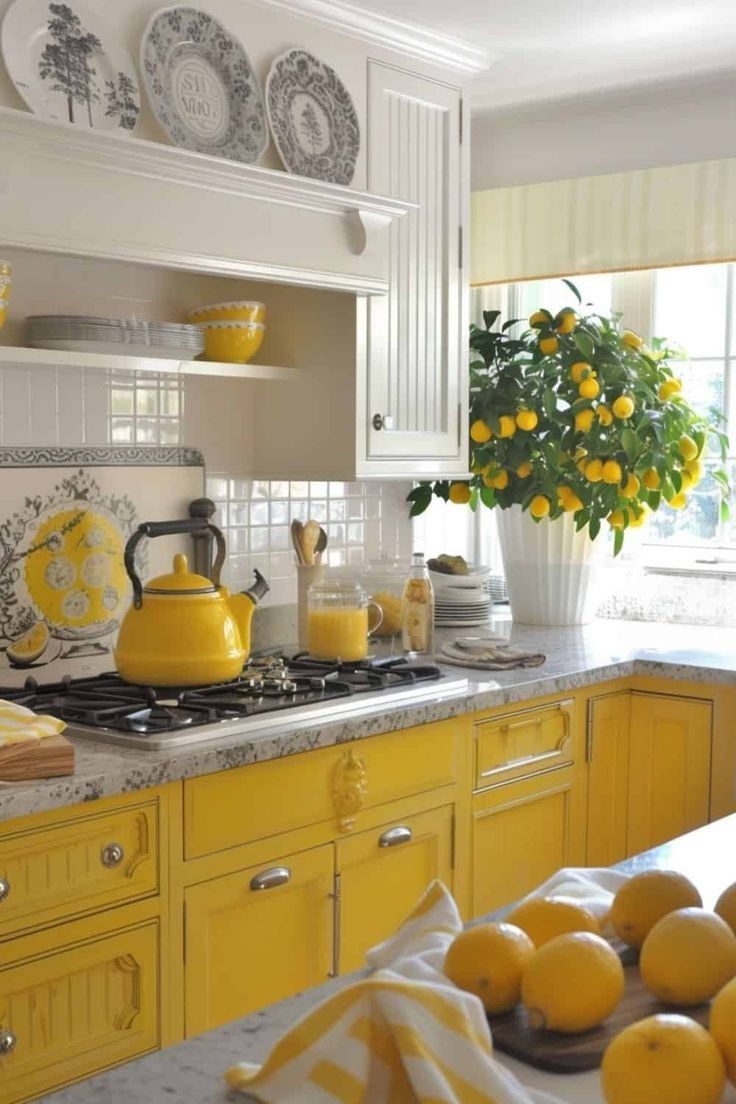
left=256, top=0, right=491, bottom=75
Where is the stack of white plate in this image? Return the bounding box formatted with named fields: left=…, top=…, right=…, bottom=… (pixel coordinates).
left=26, top=316, right=204, bottom=360
left=431, top=565, right=493, bottom=627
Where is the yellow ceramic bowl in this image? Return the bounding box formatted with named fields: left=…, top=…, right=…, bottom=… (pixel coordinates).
left=200, top=320, right=265, bottom=364
left=0, top=299, right=8, bottom=332
left=188, top=300, right=266, bottom=324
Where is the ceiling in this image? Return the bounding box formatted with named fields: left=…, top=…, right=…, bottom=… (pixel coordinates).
left=356, top=0, right=736, bottom=111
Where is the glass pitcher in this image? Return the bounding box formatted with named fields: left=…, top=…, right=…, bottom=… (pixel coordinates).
left=307, top=581, right=384, bottom=662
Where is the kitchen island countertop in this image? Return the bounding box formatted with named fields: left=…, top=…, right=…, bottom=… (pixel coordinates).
left=39, top=812, right=736, bottom=1104
left=2, top=617, right=736, bottom=822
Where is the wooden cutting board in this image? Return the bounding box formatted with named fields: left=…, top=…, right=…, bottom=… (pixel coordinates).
left=0, top=735, right=75, bottom=781
left=489, top=946, right=710, bottom=1073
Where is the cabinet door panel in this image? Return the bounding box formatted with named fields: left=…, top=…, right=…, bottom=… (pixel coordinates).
left=586, top=693, right=631, bottom=866
left=365, top=63, right=465, bottom=471
left=472, top=769, right=574, bottom=917
left=627, top=694, right=712, bottom=855
left=336, top=805, right=453, bottom=974
left=184, top=845, right=333, bottom=1036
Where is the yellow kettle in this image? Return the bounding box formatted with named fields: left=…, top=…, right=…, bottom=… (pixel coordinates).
left=115, top=519, right=269, bottom=687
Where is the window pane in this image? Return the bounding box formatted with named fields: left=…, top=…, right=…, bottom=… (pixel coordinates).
left=645, top=467, right=721, bottom=545
left=654, top=264, right=728, bottom=357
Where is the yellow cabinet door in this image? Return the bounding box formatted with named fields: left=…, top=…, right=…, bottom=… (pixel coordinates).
left=586, top=693, right=631, bottom=866
left=627, top=693, right=712, bottom=855
left=184, top=844, right=334, bottom=1036
left=336, top=805, right=454, bottom=974
left=472, top=768, right=575, bottom=916
left=0, top=922, right=158, bottom=1104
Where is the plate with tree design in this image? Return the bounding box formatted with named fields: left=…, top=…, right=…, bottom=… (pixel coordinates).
left=140, top=5, right=268, bottom=164
left=1, top=0, right=140, bottom=130
left=266, top=48, right=360, bottom=185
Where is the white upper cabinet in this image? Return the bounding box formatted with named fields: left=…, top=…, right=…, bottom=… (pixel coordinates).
left=361, top=62, right=468, bottom=477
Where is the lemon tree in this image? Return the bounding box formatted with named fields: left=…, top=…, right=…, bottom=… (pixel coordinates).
left=407, top=281, right=730, bottom=553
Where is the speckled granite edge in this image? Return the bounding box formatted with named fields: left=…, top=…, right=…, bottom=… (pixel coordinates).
left=2, top=620, right=736, bottom=824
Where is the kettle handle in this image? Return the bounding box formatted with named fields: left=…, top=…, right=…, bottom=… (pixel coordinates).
left=124, top=519, right=227, bottom=609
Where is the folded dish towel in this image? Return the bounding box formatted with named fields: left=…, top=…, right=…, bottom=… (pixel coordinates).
left=226, top=870, right=634, bottom=1104
left=0, top=699, right=66, bottom=748
left=440, top=635, right=546, bottom=670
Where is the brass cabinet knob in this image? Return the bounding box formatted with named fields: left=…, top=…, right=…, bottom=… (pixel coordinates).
left=0, top=878, right=9, bottom=902
left=0, top=1028, right=16, bottom=1056
left=101, top=843, right=124, bottom=868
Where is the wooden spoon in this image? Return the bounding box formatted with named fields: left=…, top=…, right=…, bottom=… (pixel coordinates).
left=301, top=519, right=321, bottom=566
left=314, top=526, right=328, bottom=565
left=291, top=519, right=306, bottom=564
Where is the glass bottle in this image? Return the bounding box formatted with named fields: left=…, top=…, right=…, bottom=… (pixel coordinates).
left=401, top=552, right=435, bottom=656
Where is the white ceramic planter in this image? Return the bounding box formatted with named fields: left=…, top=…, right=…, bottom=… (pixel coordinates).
left=496, top=506, right=603, bottom=626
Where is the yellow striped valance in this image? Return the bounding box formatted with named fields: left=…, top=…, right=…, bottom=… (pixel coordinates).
left=471, top=158, right=736, bottom=286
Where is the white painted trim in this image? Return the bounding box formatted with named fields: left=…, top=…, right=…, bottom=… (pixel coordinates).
left=0, top=346, right=301, bottom=381
left=254, top=0, right=491, bottom=75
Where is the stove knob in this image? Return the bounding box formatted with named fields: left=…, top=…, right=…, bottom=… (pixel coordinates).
left=0, top=879, right=9, bottom=902
left=101, top=843, right=124, bottom=868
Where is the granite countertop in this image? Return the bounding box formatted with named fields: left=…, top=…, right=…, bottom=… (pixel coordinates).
left=39, top=812, right=736, bottom=1104
left=2, top=618, right=736, bottom=822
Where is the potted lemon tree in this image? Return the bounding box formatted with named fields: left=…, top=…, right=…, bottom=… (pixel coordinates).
left=408, top=283, right=729, bottom=625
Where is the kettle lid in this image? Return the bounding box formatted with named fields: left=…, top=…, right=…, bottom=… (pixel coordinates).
left=143, top=553, right=217, bottom=596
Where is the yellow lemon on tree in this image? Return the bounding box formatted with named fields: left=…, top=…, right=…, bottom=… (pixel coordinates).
left=602, top=459, right=622, bottom=484
left=575, top=409, right=595, bottom=433
left=448, top=482, right=472, bottom=505
left=612, top=394, right=635, bottom=419
left=716, top=881, right=736, bottom=937
left=640, top=907, right=736, bottom=1006
left=659, top=378, right=683, bottom=400
left=609, top=869, right=702, bottom=949
left=516, top=461, right=533, bottom=479
left=507, top=896, right=600, bottom=948
left=597, top=404, right=613, bottom=426
left=530, top=495, right=550, bottom=519
left=642, top=467, right=661, bottom=491
left=521, top=931, right=624, bottom=1033
left=710, top=975, right=736, bottom=1085
left=668, top=490, right=687, bottom=510
left=539, top=335, right=559, bottom=356
left=485, top=470, right=509, bottom=490
left=628, top=503, right=649, bottom=528
left=563, top=492, right=584, bottom=512
left=622, top=329, right=644, bottom=350
left=585, top=458, right=604, bottom=482
left=620, top=473, right=640, bottom=499
left=679, top=435, right=699, bottom=461
left=516, top=408, right=538, bottom=431
left=444, top=922, right=535, bottom=1015
left=579, top=377, right=600, bottom=400
left=685, top=457, right=703, bottom=484
left=470, top=419, right=492, bottom=444
left=498, top=414, right=517, bottom=438
left=679, top=469, right=695, bottom=491
left=570, top=361, right=593, bottom=384
left=601, top=1014, right=726, bottom=1104
left=608, top=510, right=626, bottom=529
left=555, top=309, right=577, bottom=334
left=529, top=310, right=548, bottom=328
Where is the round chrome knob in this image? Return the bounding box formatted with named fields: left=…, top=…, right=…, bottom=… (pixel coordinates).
left=372, top=413, right=394, bottom=431
left=0, top=878, right=9, bottom=902
left=101, top=843, right=124, bottom=868
left=0, top=1028, right=16, bottom=1056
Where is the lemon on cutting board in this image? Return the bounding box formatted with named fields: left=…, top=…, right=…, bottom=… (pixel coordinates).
left=716, top=880, right=736, bottom=936
left=520, top=931, right=624, bottom=1033
left=609, top=868, right=702, bottom=948
left=601, top=1014, right=726, bottom=1104
left=710, top=975, right=736, bottom=1085
left=505, top=895, right=600, bottom=948
left=639, top=907, right=736, bottom=1006
left=443, top=921, right=535, bottom=1014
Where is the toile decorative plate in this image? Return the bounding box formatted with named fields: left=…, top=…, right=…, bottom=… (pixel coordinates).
left=140, top=5, right=268, bottom=163
left=265, top=48, right=359, bottom=185
left=1, top=0, right=140, bottom=131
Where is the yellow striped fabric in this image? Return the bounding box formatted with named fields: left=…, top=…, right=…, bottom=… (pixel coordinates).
left=0, top=699, right=66, bottom=748
left=225, top=880, right=563, bottom=1104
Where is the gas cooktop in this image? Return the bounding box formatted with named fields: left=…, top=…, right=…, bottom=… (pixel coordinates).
left=2, top=655, right=468, bottom=750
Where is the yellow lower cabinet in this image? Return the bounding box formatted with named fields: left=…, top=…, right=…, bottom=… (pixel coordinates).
left=184, top=844, right=334, bottom=1036
left=627, top=693, right=712, bottom=855
left=472, top=768, right=575, bottom=916
left=336, top=805, right=454, bottom=975
left=586, top=692, right=631, bottom=866
left=0, top=922, right=159, bottom=1104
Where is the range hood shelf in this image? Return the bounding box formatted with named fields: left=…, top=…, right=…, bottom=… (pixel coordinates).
left=0, top=345, right=300, bottom=381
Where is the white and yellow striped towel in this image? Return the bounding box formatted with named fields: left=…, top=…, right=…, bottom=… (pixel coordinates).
left=0, top=699, right=66, bottom=748
left=226, top=880, right=566, bottom=1104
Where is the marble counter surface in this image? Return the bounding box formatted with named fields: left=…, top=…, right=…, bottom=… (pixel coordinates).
left=39, top=813, right=736, bottom=1104
left=2, top=618, right=736, bottom=823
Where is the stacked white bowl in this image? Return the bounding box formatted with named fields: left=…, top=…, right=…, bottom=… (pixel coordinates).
left=431, top=566, right=492, bottom=627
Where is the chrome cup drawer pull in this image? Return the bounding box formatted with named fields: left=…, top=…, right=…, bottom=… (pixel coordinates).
left=101, top=843, right=125, bottom=868
left=379, top=825, right=413, bottom=848
left=0, top=1028, right=16, bottom=1056
left=250, top=866, right=291, bottom=892
left=0, top=878, right=9, bottom=902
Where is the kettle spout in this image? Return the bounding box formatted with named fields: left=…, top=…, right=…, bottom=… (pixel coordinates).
left=244, top=568, right=270, bottom=606
left=227, top=570, right=269, bottom=662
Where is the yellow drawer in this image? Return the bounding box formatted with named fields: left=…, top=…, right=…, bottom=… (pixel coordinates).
left=0, top=800, right=159, bottom=940
left=474, top=700, right=574, bottom=790
left=0, top=922, right=159, bottom=1104
left=184, top=718, right=462, bottom=859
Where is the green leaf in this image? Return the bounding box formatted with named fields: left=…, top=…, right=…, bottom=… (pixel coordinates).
left=613, top=526, right=624, bottom=557
left=469, top=489, right=479, bottom=512
left=720, top=499, right=731, bottom=523
left=589, top=516, right=601, bottom=541
left=572, top=332, right=594, bottom=361
left=621, top=428, right=641, bottom=461
left=479, top=485, right=496, bottom=509
left=543, top=388, right=557, bottom=417
left=482, top=310, right=501, bottom=331
left=562, top=278, right=582, bottom=304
